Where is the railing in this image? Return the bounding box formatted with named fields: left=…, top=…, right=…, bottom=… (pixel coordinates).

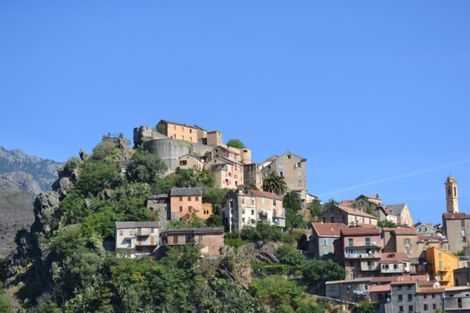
left=345, top=252, right=381, bottom=259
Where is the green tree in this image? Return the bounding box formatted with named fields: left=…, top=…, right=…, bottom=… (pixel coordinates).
left=202, top=278, right=265, bottom=313
left=126, top=150, right=166, bottom=184
left=301, top=260, right=346, bottom=294
left=322, top=199, right=337, bottom=210
left=250, top=276, right=304, bottom=311
left=174, top=168, right=215, bottom=188
left=76, top=160, right=122, bottom=196
left=226, top=139, right=245, bottom=149
left=262, top=171, right=288, bottom=195
left=378, top=220, right=397, bottom=228
left=276, top=245, right=305, bottom=266
left=352, top=301, right=376, bottom=313
left=92, top=140, right=119, bottom=160
left=307, top=199, right=322, bottom=220
left=0, top=283, right=12, bottom=313
left=283, top=191, right=305, bottom=229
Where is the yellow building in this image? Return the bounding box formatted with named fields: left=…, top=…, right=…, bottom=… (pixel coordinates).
left=426, top=247, right=459, bottom=287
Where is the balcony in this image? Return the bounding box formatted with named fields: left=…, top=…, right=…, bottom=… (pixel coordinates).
left=136, top=228, right=151, bottom=236
left=345, top=247, right=381, bottom=259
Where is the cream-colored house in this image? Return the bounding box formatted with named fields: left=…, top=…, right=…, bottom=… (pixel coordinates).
left=386, top=203, right=413, bottom=226
left=115, top=221, right=160, bottom=258
left=223, top=189, right=286, bottom=232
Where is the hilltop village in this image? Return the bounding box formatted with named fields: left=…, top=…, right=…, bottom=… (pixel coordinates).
left=3, top=119, right=470, bottom=313
left=117, top=120, right=470, bottom=312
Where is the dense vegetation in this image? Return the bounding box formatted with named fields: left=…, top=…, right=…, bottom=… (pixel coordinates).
left=4, top=139, right=349, bottom=313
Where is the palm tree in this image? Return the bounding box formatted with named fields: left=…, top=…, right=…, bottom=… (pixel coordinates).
left=262, top=171, right=288, bottom=195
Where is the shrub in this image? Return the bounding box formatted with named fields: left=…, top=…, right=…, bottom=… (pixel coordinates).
left=226, top=139, right=245, bottom=149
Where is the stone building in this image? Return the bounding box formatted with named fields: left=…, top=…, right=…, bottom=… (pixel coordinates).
left=178, top=153, right=204, bottom=171
left=259, top=151, right=307, bottom=201
left=355, top=194, right=383, bottom=211
left=383, top=227, right=419, bottom=259
left=205, top=157, right=244, bottom=189
left=223, top=189, right=285, bottom=233
left=115, top=221, right=160, bottom=258
left=308, top=223, right=347, bottom=259
left=320, top=204, right=378, bottom=226
left=380, top=252, right=411, bottom=276
left=385, top=203, right=413, bottom=226
left=443, top=286, right=470, bottom=312
left=244, top=163, right=263, bottom=190
left=336, top=226, right=382, bottom=279
left=446, top=175, right=460, bottom=214
left=161, top=227, right=224, bottom=257
left=386, top=280, right=443, bottom=313
left=146, top=194, right=170, bottom=225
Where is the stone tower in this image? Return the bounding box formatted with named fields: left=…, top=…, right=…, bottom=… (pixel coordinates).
left=445, top=175, right=459, bottom=213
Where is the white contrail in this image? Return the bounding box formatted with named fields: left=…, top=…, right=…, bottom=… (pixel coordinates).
left=318, top=158, right=470, bottom=198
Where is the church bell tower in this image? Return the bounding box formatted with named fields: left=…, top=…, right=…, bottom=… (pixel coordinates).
left=445, top=175, right=459, bottom=213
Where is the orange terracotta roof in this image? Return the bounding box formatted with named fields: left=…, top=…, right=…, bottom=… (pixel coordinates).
left=341, top=226, right=380, bottom=236
left=418, top=287, right=445, bottom=293
left=246, top=189, right=283, bottom=201
left=312, top=223, right=347, bottom=237
left=381, top=252, right=410, bottom=263
left=384, top=227, right=417, bottom=235
left=369, top=284, right=391, bottom=293
left=371, top=275, right=428, bottom=284
left=334, top=204, right=378, bottom=219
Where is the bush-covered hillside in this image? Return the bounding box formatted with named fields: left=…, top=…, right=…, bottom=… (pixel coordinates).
left=1, top=137, right=348, bottom=313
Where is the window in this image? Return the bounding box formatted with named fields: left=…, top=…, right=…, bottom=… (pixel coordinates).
left=458, top=298, right=463, bottom=308
left=407, top=285, right=412, bottom=290
left=173, top=235, right=178, bottom=244
left=251, top=199, right=255, bottom=205
left=262, top=198, right=266, bottom=205
left=119, top=230, right=123, bottom=236
left=180, top=160, right=187, bottom=166
left=398, top=306, right=403, bottom=312
left=348, top=239, right=354, bottom=247
left=432, top=294, right=435, bottom=299
left=424, top=304, right=428, bottom=311
left=408, top=305, right=413, bottom=312
left=398, top=295, right=403, bottom=301
left=179, top=196, right=183, bottom=201
left=323, top=239, right=328, bottom=246
left=287, top=154, right=291, bottom=159
left=188, top=196, right=192, bottom=201
left=195, top=196, right=199, bottom=201
left=407, top=294, right=412, bottom=301
left=179, top=206, right=183, bottom=212
left=432, top=304, right=436, bottom=310
left=280, top=171, right=284, bottom=177
left=365, top=237, right=371, bottom=246
left=251, top=210, right=255, bottom=215
left=273, top=200, right=277, bottom=206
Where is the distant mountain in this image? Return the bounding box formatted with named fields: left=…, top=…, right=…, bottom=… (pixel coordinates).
left=0, top=146, right=62, bottom=191
left=0, top=146, right=62, bottom=256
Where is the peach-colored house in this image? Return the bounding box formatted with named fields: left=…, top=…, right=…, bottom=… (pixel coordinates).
left=157, top=120, right=207, bottom=144
left=205, top=157, right=244, bottom=189
left=162, top=227, right=224, bottom=257
left=169, top=187, right=212, bottom=221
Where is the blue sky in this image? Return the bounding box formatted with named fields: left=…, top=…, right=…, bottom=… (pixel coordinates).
left=1, top=1, right=469, bottom=224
